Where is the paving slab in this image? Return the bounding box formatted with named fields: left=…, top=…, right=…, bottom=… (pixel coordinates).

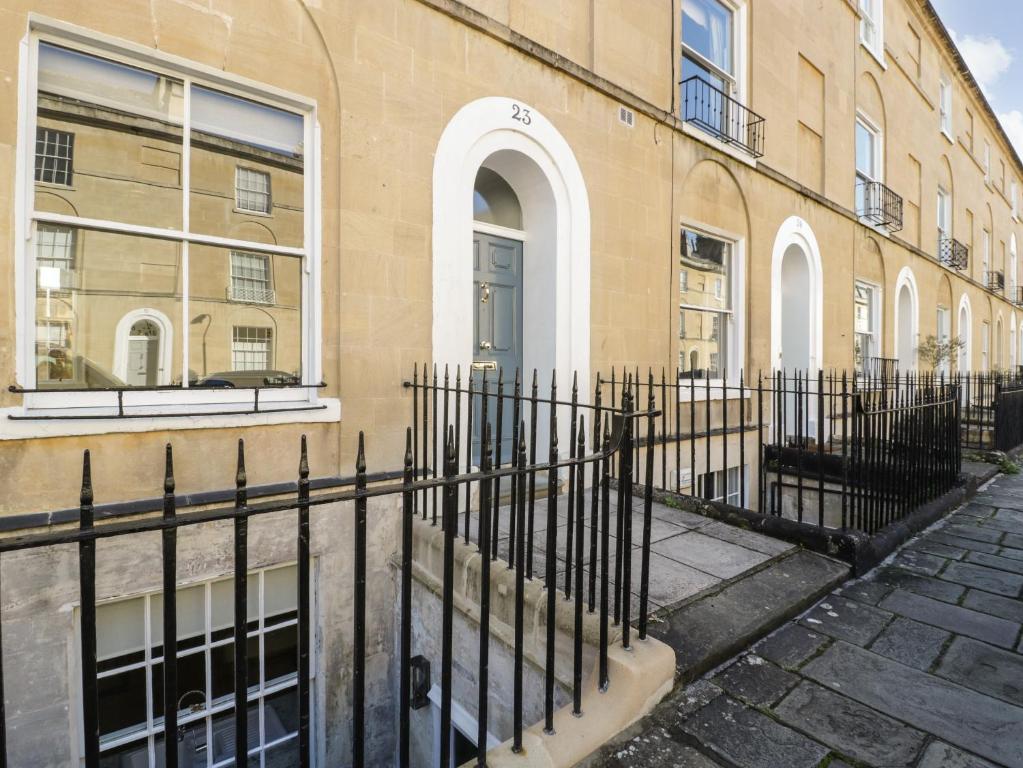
left=957, top=503, right=998, bottom=519
left=772, top=680, right=928, bottom=767
left=992, top=508, right=1023, bottom=522
left=753, top=624, right=831, bottom=671
left=916, top=741, right=1001, bottom=768
left=999, top=545, right=1023, bottom=562
left=696, top=520, right=795, bottom=556
left=681, top=695, right=829, bottom=768
left=935, top=636, right=1023, bottom=707
left=890, top=549, right=948, bottom=576
left=710, top=653, right=799, bottom=707
left=878, top=588, right=1020, bottom=649
left=871, top=566, right=966, bottom=603
left=961, top=587, right=1023, bottom=623
left=801, top=641, right=1023, bottom=767
left=798, top=594, right=892, bottom=646
left=907, top=540, right=967, bottom=560
left=653, top=550, right=849, bottom=680
left=1006, top=532, right=1023, bottom=549
left=837, top=579, right=892, bottom=606
left=939, top=560, right=1023, bottom=597
left=595, top=726, right=725, bottom=768
left=942, top=524, right=1005, bottom=545
left=867, top=616, right=950, bottom=671
left=651, top=530, right=772, bottom=579
left=975, top=517, right=1023, bottom=534
left=965, top=550, right=1023, bottom=575
left=930, top=532, right=1003, bottom=554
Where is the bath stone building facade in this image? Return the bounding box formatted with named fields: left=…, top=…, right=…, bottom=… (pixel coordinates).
left=0, top=0, right=1021, bottom=766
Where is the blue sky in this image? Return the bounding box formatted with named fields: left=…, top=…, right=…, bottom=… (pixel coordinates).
left=931, top=0, right=1023, bottom=154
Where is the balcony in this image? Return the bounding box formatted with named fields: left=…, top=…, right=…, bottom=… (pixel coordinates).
left=1012, top=286, right=1023, bottom=307
left=986, top=270, right=1005, bottom=294
left=856, top=180, right=904, bottom=232
left=228, top=285, right=276, bottom=304
left=858, top=355, right=899, bottom=382
left=680, top=76, right=765, bottom=158
left=938, top=234, right=969, bottom=271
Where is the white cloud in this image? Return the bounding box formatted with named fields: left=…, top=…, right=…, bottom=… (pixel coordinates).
left=949, top=28, right=1013, bottom=94
left=999, top=110, right=1023, bottom=156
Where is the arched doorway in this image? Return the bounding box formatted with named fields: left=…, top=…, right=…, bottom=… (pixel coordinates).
left=114, top=308, right=173, bottom=386
left=770, top=217, right=823, bottom=373
left=894, top=267, right=919, bottom=372
left=957, top=295, right=972, bottom=373
left=433, top=98, right=591, bottom=456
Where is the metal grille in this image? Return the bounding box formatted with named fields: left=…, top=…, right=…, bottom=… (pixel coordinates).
left=35, top=128, right=74, bottom=185
left=232, top=326, right=273, bottom=370
left=235, top=167, right=271, bottom=213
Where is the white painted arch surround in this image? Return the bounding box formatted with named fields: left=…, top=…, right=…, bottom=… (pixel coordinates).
left=770, top=216, right=824, bottom=371
left=958, top=293, right=973, bottom=373
left=112, top=307, right=174, bottom=386
left=432, top=97, right=591, bottom=399
left=893, top=266, right=920, bottom=371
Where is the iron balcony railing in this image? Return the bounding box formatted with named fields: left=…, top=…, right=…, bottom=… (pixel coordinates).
left=859, top=356, right=899, bottom=382
left=986, top=270, right=1005, bottom=293
left=856, top=180, right=904, bottom=232
left=680, top=76, right=765, bottom=158
left=939, top=234, right=969, bottom=271
left=228, top=285, right=276, bottom=304
left=1013, top=286, right=1023, bottom=307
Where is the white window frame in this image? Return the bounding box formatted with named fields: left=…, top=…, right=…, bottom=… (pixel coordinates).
left=982, top=228, right=991, bottom=277
left=984, top=140, right=992, bottom=183
left=697, top=465, right=748, bottom=507
left=14, top=18, right=323, bottom=420
left=232, top=326, right=274, bottom=371
left=680, top=0, right=746, bottom=100
left=936, top=305, right=951, bottom=377
left=859, top=0, right=885, bottom=65
left=854, top=279, right=882, bottom=367
left=982, top=321, right=990, bottom=372
left=235, top=166, right=272, bottom=215
left=677, top=221, right=746, bottom=399
left=34, top=126, right=74, bottom=186
left=1012, top=181, right=1019, bottom=220
left=938, top=74, right=953, bottom=139
left=230, top=251, right=274, bottom=304
left=428, top=686, right=499, bottom=768
left=76, top=563, right=314, bottom=768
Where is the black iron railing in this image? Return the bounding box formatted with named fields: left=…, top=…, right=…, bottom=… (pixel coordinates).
left=994, top=381, right=1023, bottom=452
left=1013, top=286, right=1023, bottom=307
left=604, top=368, right=961, bottom=536
left=857, top=180, right=904, bottom=231
left=0, top=365, right=658, bottom=768
left=939, top=234, right=969, bottom=271
left=958, top=370, right=1023, bottom=450
left=680, top=76, right=765, bottom=158
left=859, top=356, right=899, bottom=382
left=986, top=270, right=1005, bottom=293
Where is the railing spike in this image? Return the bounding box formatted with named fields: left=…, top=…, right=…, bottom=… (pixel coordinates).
left=163, top=444, right=175, bottom=495
left=235, top=439, right=247, bottom=490
left=299, top=434, right=309, bottom=480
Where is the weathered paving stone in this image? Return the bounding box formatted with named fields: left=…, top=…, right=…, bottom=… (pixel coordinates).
left=957, top=503, right=997, bottom=519
left=943, top=524, right=1004, bottom=544
left=868, top=616, right=950, bottom=671
left=772, top=681, right=928, bottom=767
left=710, top=653, right=799, bottom=707
left=939, top=560, right=1023, bottom=597
left=993, top=508, right=1023, bottom=524
left=839, top=579, right=892, bottom=606
left=936, top=636, right=1023, bottom=706
left=962, top=588, right=1023, bottom=623
left=801, top=642, right=1023, bottom=767
left=965, top=550, right=1023, bottom=575
left=657, top=679, right=723, bottom=722
left=651, top=530, right=772, bottom=580
left=697, top=521, right=794, bottom=557
left=907, top=540, right=966, bottom=560
left=1003, top=532, right=1023, bottom=550
left=681, top=695, right=829, bottom=768
left=930, top=532, right=1003, bottom=555
left=999, top=546, right=1023, bottom=562
left=873, top=566, right=966, bottom=603
left=976, top=517, right=1023, bottom=534
left=917, top=741, right=1002, bottom=768
left=891, top=549, right=948, bottom=576
left=879, top=588, right=1020, bottom=648
left=799, top=595, right=891, bottom=646
left=599, top=726, right=724, bottom=768
left=754, top=624, right=830, bottom=670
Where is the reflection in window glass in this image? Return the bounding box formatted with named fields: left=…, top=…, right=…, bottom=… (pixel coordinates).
left=93, top=567, right=303, bottom=767
left=473, top=167, right=523, bottom=229
left=188, top=246, right=301, bottom=386
left=682, top=0, right=733, bottom=76
left=190, top=86, right=304, bottom=247
left=679, top=229, right=731, bottom=379
left=29, top=41, right=309, bottom=394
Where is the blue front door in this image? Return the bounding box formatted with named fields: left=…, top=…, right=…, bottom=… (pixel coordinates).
left=472, top=232, right=523, bottom=464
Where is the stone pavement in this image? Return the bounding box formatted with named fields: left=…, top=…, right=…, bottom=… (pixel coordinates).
left=585, top=471, right=1023, bottom=768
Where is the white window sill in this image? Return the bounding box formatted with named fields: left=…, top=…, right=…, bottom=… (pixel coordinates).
left=0, top=397, right=340, bottom=439
left=233, top=206, right=274, bottom=218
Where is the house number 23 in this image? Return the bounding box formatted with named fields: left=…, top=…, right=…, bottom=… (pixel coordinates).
left=511, top=104, right=532, bottom=125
